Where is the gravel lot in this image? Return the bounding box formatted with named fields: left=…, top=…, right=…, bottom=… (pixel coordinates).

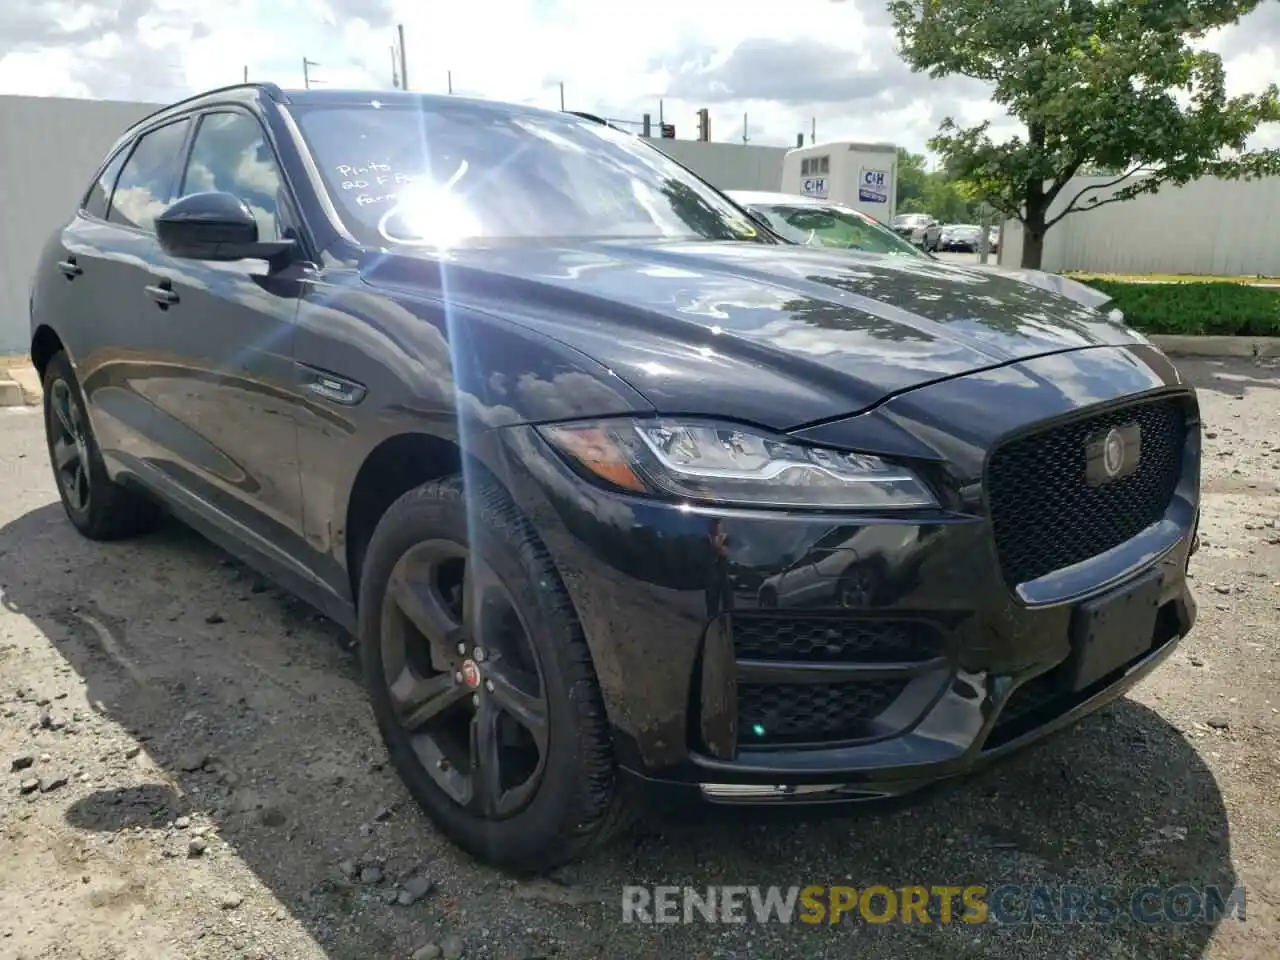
left=1, top=357, right=1277, bottom=960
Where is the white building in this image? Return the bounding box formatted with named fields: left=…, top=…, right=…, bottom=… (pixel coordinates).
left=1, top=95, right=159, bottom=354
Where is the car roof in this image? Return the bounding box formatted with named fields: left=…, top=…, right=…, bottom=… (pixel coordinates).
left=112, top=83, right=581, bottom=154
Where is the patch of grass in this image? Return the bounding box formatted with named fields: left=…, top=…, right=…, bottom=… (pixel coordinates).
left=1077, top=279, right=1280, bottom=336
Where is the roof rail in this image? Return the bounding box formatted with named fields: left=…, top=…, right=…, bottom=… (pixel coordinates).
left=128, top=82, right=286, bottom=131
left=564, top=110, right=635, bottom=135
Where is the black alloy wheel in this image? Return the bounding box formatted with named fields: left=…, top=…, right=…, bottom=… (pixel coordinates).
left=358, top=476, right=629, bottom=871
left=40, top=350, right=160, bottom=540
left=380, top=538, right=549, bottom=818
left=48, top=377, right=92, bottom=514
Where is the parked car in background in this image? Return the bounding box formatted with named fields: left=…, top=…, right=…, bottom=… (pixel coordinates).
left=924, top=223, right=983, bottom=253
left=889, top=212, right=933, bottom=242
left=734, top=194, right=1130, bottom=325
left=909, top=220, right=937, bottom=246
left=29, top=83, right=1198, bottom=873
left=730, top=191, right=927, bottom=259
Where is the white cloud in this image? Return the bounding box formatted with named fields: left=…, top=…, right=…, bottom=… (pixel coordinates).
left=1, top=0, right=1277, bottom=156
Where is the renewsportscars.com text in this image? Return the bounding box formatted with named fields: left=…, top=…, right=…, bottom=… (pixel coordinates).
left=621, top=884, right=1246, bottom=925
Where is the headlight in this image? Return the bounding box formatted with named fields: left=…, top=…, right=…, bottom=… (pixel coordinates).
left=537, top=418, right=937, bottom=509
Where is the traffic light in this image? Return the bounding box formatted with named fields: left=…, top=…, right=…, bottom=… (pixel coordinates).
left=697, top=108, right=709, bottom=142
left=660, top=123, right=675, bottom=139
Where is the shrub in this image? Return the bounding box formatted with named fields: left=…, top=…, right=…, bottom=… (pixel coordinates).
left=1079, top=280, right=1280, bottom=336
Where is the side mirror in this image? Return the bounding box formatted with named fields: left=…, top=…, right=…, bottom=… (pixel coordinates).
left=155, top=192, right=295, bottom=266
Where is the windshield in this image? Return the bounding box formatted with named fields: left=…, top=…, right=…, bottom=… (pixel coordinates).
left=750, top=203, right=927, bottom=258
left=288, top=100, right=766, bottom=247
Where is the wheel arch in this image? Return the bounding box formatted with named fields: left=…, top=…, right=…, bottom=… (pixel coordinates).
left=30, top=324, right=66, bottom=379
left=343, top=431, right=465, bottom=605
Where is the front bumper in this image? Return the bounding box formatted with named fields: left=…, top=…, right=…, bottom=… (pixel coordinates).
left=500, top=345, right=1201, bottom=807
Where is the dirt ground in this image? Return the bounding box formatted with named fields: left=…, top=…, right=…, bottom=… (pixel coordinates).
left=1, top=357, right=1277, bottom=960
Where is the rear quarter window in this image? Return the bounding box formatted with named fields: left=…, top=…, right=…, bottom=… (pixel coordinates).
left=81, top=147, right=129, bottom=220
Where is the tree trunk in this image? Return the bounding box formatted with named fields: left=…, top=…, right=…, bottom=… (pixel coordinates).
left=1021, top=167, right=1049, bottom=269
left=1021, top=227, right=1045, bottom=269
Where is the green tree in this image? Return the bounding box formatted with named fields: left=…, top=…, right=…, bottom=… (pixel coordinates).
left=896, top=148, right=981, bottom=221
left=889, top=0, right=1280, bottom=268
left=895, top=147, right=930, bottom=207
left=921, top=177, right=977, bottom=223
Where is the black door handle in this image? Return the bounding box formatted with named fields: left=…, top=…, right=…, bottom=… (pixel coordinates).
left=57, top=259, right=82, bottom=278
left=144, top=283, right=179, bottom=307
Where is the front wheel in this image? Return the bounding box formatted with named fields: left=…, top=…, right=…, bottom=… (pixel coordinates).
left=357, top=476, right=629, bottom=871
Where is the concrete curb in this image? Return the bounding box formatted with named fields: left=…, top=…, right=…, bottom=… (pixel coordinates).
left=8, top=366, right=41, bottom=405
left=0, top=374, right=22, bottom=408
left=0, top=364, right=41, bottom=407
left=1147, top=335, right=1280, bottom=359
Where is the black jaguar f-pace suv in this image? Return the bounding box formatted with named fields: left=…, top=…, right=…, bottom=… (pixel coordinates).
left=28, top=84, right=1200, bottom=871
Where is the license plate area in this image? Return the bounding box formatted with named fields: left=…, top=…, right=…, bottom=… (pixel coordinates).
left=1067, top=569, right=1164, bottom=692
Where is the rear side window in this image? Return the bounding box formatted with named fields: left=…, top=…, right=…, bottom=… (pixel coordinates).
left=107, top=119, right=191, bottom=233
left=82, top=148, right=129, bottom=220
left=180, top=111, right=284, bottom=241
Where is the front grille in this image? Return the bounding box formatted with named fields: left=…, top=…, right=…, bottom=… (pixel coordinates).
left=733, top=615, right=942, bottom=663
left=986, top=397, right=1188, bottom=587
left=738, top=680, right=907, bottom=745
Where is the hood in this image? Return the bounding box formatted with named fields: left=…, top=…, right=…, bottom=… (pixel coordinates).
left=359, top=239, right=1151, bottom=430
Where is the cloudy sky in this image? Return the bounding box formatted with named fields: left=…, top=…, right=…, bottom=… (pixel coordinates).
left=2, top=0, right=1278, bottom=158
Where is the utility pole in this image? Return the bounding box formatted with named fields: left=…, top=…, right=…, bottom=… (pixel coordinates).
left=397, top=24, right=408, bottom=90
left=559, top=82, right=565, bottom=111
left=810, top=117, right=816, bottom=144
left=447, top=70, right=453, bottom=94
left=978, top=201, right=993, bottom=265
left=242, top=65, right=248, bottom=83
left=659, top=99, right=664, bottom=126
left=303, top=57, right=322, bottom=89
left=742, top=112, right=749, bottom=144
left=390, top=46, right=400, bottom=88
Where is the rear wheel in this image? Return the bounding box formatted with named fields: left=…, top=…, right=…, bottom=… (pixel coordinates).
left=41, top=351, right=160, bottom=540
left=357, top=476, right=629, bottom=871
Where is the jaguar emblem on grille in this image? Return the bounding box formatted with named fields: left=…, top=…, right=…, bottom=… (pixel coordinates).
left=1086, top=422, right=1142, bottom=486
left=1102, top=428, right=1127, bottom=477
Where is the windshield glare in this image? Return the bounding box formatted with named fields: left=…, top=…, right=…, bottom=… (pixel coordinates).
left=288, top=101, right=766, bottom=247
left=753, top=204, right=927, bottom=258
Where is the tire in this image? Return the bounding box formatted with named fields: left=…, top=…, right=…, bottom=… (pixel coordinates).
left=42, top=350, right=161, bottom=540
left=357, top=476, right=630, bottom=871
